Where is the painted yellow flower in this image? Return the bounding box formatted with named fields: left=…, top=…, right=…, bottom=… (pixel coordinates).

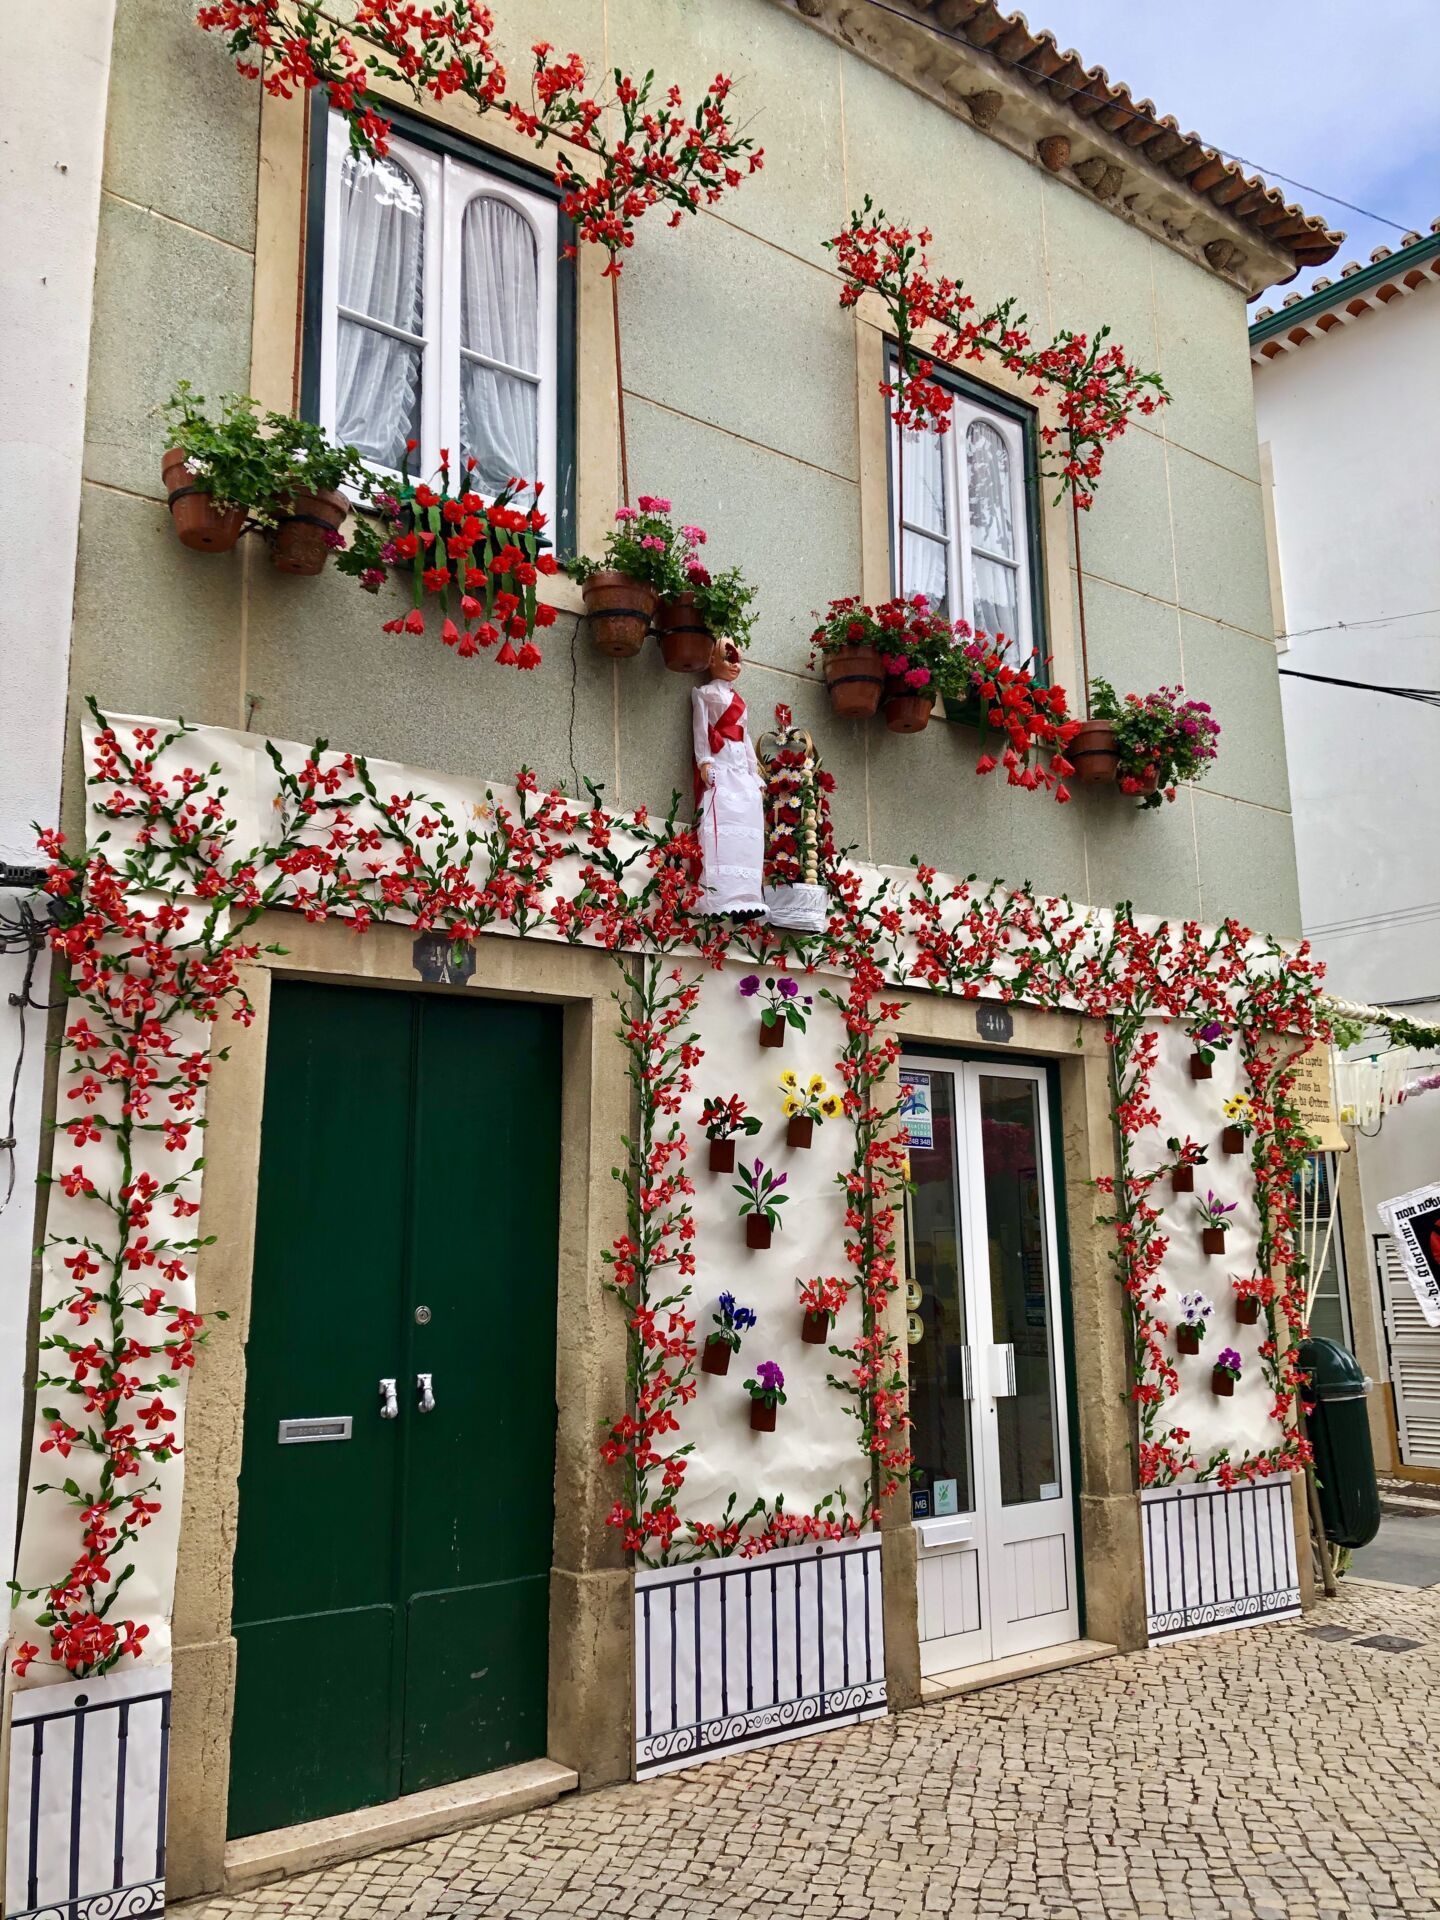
left=807, top=1073, right=827, bottom=1095
left=1223, top=1094, right=1251, bottom=1120
left=820, top=1094, right=844, bottom=1119
left=782, top=1095, right=801, bottom=1118
left=779, top=1070, right=799, bottom=1092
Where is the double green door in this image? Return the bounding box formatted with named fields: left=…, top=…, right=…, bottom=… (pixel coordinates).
left=228, top=981, right=562, bottom=1839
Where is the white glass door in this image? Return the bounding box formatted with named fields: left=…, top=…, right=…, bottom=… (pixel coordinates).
left=904, top=1057, right=1078, bottom=1676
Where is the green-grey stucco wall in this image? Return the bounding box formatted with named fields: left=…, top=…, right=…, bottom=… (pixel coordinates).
left=68, top=0, right=1299, bottom=934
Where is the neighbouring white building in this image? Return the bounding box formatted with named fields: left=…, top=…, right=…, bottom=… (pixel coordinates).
left=1252, top=221, right=1440, bottom=1472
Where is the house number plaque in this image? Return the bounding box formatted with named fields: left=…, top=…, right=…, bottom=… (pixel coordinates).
left=975, top=1001, right=1014, bottom=1044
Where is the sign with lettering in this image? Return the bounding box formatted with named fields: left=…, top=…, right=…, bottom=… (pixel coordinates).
left=898, top=1069, right=934, bottom=1150
left=1378, top=1183, right=1440, bottom=1328
left=1284, top=1040, right=1346, bottom=1152
left=976, top=1001, right=1014, bottom=1044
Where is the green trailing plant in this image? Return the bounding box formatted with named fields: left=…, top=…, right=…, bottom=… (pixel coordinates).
left=684, top=563, right=758, bottom=648
left=159, top=383, right=369, bottom=526
left=1089, top=677, right=1221, bottom=807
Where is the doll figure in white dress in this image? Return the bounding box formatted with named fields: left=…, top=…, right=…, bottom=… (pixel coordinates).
left=692, top=638, right=767, bottom=916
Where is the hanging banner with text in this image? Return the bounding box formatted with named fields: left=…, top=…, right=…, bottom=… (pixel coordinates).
left=1378, top=1183, right=1440, bottom=1329
left=1284, top=1040, right=1346, bottom=1153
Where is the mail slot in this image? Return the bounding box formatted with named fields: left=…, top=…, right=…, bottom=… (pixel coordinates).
left=277, top=1416, right=352, bottom=1444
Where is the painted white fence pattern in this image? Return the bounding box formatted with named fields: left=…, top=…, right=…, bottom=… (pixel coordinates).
left=634, top=1535, right=886, bottom=1778
left=4, top=1668, right=169, bottom=1920
left=1142, top=1480, right=1300, bottom=1642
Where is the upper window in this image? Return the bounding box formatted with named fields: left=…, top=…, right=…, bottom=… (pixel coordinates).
left=318, top=113, right=558, bottom=508
left=888, top=353, right=1042, bottom=673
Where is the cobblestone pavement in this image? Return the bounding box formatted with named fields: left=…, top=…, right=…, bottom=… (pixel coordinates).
left=175, top=1580, right=1440, bottom=1920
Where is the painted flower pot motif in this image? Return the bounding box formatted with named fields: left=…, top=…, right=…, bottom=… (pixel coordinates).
left=701, top=1335, right=732, bottom=1376
left=823, top=644, right=885, bottom=719
left=882, top=681, right=934, bottom=734
left=1176, top=1324, right=1202, bottom=1356
left=654, top=592, right=715, bottom=672
left=1171, top=1165, right=1195, bottom=1195
left=1221, top=1126, right=1246, bottom=1155
left=583, top=570, right=656, bottom=658
left=1069, top=718, right=1120, bottom=786
left=709, top=1137, right=737, bottom=1173
left=801, top=1307, right=829, bottom=1346
left=749, top=1398, right=777, bottom=1432
left=1189, top=1052, right=1213, bottom=1081
left=758, top=1019, right=785, bottom=1049
left=270, top=485, right=349, bottom=575
left=787, top=1114, right=814, bottom=1150
left=1201, top=1228, right=1227, bottom=1256
left=1212, top=1368, right=1235, bottom=1397
left=162, top=448, right=247, bottom=553
left=1235, top=1296, right=1262, bottom=1326
left=746, top=1214, right=773, bottom=1250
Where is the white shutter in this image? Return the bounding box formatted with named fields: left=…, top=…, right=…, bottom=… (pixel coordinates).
left=1377, top=1232, right=1440, bottom=1467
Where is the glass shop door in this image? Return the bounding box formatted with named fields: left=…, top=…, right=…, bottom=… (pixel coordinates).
left=903, top=1057, right=1078, bottom=1676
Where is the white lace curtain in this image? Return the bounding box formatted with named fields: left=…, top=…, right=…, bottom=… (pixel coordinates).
left=336, top=152, right=425, bottom=470
left=460, top=196, right=540, bottom=500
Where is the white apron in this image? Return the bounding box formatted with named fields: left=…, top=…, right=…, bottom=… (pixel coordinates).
left=692, top=680, right=766, bottom=915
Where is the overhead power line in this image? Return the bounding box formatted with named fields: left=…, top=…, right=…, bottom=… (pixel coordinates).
left=1278, top=608, right=1440, bottom=643
left=856, top=0, right=1413, bottom=232
left=1278, top=668, right=1440, bottom=708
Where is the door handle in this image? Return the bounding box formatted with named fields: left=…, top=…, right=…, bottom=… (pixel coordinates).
left=960, top=1345, right=974, bottom=1402
left=988, top=1343, right=1017, bottom=1398
left=416, top=1372, right=435, bottom=1414
left=378, top=1377, right=399, bottom=1420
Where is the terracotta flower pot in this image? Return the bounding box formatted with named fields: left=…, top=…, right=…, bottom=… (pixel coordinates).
left=162, top=448, right=246, bottom=553
left=584, top=571, right=656, bottom=658
left=701, top=1336, right=731, bottom=1376
left=745, top=1214, right=773, bottom=1250
left=759, top=1019, right=785, bottom=1049
left=1202, top=1228, right=1228, bottom=1256
left=882, top=681, right=934, bottom=734
left=270, top=485, right=349, bottom=576
left=787, top=1114, right=814, bottom=1150
left=708, top=1138, right=736, bottom=1173
left=1189, top=1053, right=1213, bottom=1080
left=1176, top=1324, right=1201, bottom=1355
left=1171, top=1165, right=1195, bottom=1195
left=801, top=1308, right=829, bottom=1346
left=823, top=645, right=885, bottom=719
left=750, top=1398, right=777, bottom=1433
left=1212, top=1370, right=1235, bottom=1398
left=1221, top=1126, right=1245, bottom=1156
left=1235, top=1296, right=1262, bottom=1326
left=1069, top=719, right=1120, bottom=786
left=654, top=593, right=714, bottom=672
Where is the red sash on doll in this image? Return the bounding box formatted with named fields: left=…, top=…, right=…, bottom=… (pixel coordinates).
left=692, top=692, right=748, bottom=810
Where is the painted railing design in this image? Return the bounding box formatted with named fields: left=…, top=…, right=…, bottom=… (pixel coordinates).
left=4, top=1672, right=169, bottom=1920
left=634, top=1535, right=886, bottom=1778
left=1142, top=1480, right=1300, bottom=1641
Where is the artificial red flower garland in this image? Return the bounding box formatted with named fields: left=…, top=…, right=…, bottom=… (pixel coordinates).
left=12, top=703, right=1330, bottom=1675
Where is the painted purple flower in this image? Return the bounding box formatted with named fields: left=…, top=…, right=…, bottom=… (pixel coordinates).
left=1197, top=1021, right=1224, bottom=1043
left=777, top=977, right=800, bottom=999
left=1217, top=1348, right=1242, bottom=1375
left=756, top=1360, right=785, bottom=1393
left=738, top=975, right=760, bottom=997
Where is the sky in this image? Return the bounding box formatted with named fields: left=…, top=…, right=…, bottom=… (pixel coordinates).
left=1021, top=0, right=1440, bottom=303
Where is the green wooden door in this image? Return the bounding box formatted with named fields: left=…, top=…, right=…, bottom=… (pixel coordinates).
left=227, top=981, right=562, bottom=1839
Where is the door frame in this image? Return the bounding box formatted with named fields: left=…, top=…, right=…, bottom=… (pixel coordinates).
left=904, top=1050, right=1081, bottom=1672
left=167, top=919, right=636, bottom=1899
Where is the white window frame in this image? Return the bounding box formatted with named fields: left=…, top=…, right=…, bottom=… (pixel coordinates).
left=319, top=112, right=558, bottom=504
left=888, top=353, right=1037, bottom=672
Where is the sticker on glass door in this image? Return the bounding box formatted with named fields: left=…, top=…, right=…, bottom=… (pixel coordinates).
left=904, top=1057, right=1078, bottom=1677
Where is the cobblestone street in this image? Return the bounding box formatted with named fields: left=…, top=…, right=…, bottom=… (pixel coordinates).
left=175, top=1580, right=1440, bottom=1920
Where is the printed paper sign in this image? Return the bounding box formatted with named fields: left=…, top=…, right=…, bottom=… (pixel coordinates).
left=932, top=1477, right=958, bottom=1516
left=1378, top=1183, right=1440, bottom=1328
left=899, top=1070, right=934, bottom=1151
left=1284, top=1040, right=1347, bottom=1153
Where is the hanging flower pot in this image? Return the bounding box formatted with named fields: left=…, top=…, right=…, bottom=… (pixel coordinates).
left=1221, top=1126, right=1245, bottom=1155
left=1176, top=1324, right=1202, bottom=1356
left=1069, top=719, right=1120, bottom=786
left=583, top=571, right=657, bottom=658
left=1189, top=1052, right=1213, bottom=1081
left=786, top=1114, right=814, bottom=1150
left=823, top=645, right=885, bottom=719
left=749, top=1397, right=778, bottom=1432
left=801, top=1307, right=829, bottom=1345
left=1235, top=1296, right=1262, bottom=1326
left=708, top=1137, right=737, bottom=1173
left=654, top=592, right=714, bottom=672
left=745, top=1214, right=773, bottom=1250
left=270, top=486, right=349, bottom=576
left=1201, top=1228, right=1228, bottom=1257
left=162, top=448, right=247, bottom=553
left=882, top=680, right=934, bottom=734
left=1171, top=1165, right=1195, bottom=1195
left=701, top=1335, right=732, bottom=1376
left=1211, top=1367, right=1235, bottom=1398
left=759, top=1020, right=785, bottom=1050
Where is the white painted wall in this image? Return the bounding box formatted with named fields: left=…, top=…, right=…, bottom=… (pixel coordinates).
left=0, top=0, right=116, bottom=1647
left=1254, top=280, right=1440, bottom=1349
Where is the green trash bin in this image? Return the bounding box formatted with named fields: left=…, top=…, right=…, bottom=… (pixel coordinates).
left=1299, top=1337, right=1381, bottom=1549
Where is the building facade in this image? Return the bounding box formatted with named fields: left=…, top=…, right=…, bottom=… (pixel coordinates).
left=2, top=1, right=1341, bottom=1911
left=1252, top=226, right=1440, bottom=1475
